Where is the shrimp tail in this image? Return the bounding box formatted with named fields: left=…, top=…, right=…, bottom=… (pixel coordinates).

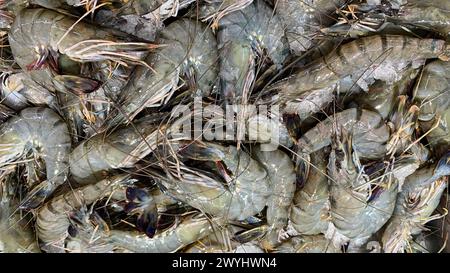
left=124, top=187, right=158, bottom=238
left=178, top=141, right=225, bottom=162
left=53, top=75, right=101, bottom=96
left=295, top=152, right=310, bottom=188
left=234, top=225, right=268, bottom=244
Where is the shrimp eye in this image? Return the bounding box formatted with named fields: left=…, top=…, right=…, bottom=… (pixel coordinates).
left=406, top=194, right=419, bottom=209
left=68, top=224, right=78, bottom=237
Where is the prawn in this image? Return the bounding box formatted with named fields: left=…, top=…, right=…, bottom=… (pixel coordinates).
left=0, top=107, right=71, bottom=209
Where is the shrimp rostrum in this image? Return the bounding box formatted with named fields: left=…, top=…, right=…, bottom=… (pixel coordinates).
left=382, top=152, right=450, bottom=253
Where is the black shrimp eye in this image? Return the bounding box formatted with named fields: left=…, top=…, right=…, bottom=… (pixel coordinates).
left=126, top=187, right=138, bottom=201
left=68, top=225, right=78, bottom=238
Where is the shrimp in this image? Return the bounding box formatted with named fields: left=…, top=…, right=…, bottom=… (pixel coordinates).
left=325, top=130, right=418, bottom=249
left=414, top=60, right=450, bottom=122
left=107, top=213, right=215, bottom=253
left=1, top=72, right=57, bottom=111
left=296, top=108, right=390, bottom=160
left=202, top=0, right=288, bottom=105
left=382, top=152, right=450, bottom=253
left=36, top=173, right=132, bottom=253
left=395, top=1, right=450, bottom=36
left=295, top=105, right=426, bottom=163
left=157, top=142, right=270, bottom=221
left=419, top=108, right=449, bottom=159
left=289, top=150, right=330, bottom=236
left=94, top=0, right=196, bottom=41
left=354, top=65, right=419, bottom=119
left=69, top=113, right=168, bottom=183
left=275, top=0, right=346, bottom=55
left=253, top=146, right=296, bottom=249
left=272, top=35, right=450, bottom=120
left=106, top=18, right=218, bottom=127
left=8, top=8, right=152, bottom=94
left=275, top=235, right=341, bottom=253
left=414, top=60, right=450, bottom=157
left=0, top=107, right=71, bottom=209
left=0, top=166, right=40, bottom=253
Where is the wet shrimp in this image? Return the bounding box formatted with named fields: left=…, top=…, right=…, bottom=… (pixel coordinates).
left=296, top=108, right=390, bottom=160
left=271, top=35, right=449, bottom=120
left=325, top=130, right=418, bottom=249
left=157, top=142, right=270, bottom=221
left=107, top=213, right=215, bottom=253
left=354, top=65, right=419, bottom=119
left=0, top=166, right=40, bottom=253
left=414, top=60, right=450, bottom=157
left=202, top=0, right=288, bottom=105
left=275, top=0, right=346, bottom=55
left=69, top=114, right=168, bottom=183
left=253, top=146, right=296, bottom=249
left=8, top=8, right=152, bottom=94
left=106, top=18, right=218, bottom=127
left=393, top=1, right=450, bottom=37
left=36, top=174, right=133, bottom=253
left=382, top=152, right=450, bottom=253
left=289, top=150, right=330, bottom=236
left=0, top=107, right=71, bottom=209
left=1, top=72, right=57, bottom=111
left=94, top=0, right=196, bottom=41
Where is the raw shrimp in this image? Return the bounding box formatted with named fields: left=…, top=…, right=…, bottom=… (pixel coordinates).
left=419, top=108, right=449, bottom=159
left=325, top=130, right=418, bottom=249
left=1, top=72, right=57, bottom=111
left=289, top=150, right=330, bottom=235
left=354, top=65, right=419, bottom=119
left=107, top=213, right=215, bottom=253
left=275, top=0, right=346, bottom=55
left=414, top=60, right=450, bottom=157
left=296, top=108, right=390, bottom=160
left=157, top=142, right=270, bottom=221
left=253, top=146, right=296, bottom=249
left=246, top=113, right=294, bottom=149
left=206, top=0, right=288, bottom=104
left=69, top=114, right=168, bottom=183
left=414, top=60, right=450, bottom=122
left=94, top=0, right=196, bottom=41
left=273, top=35, right=449, bottom=120
left=8, top=8, right=151, bottom=94
left=382, top=152, right=450, bottom=253
left=0, top=107, right=71, bottom=209
left=395, top=1, right=450, bottom=36
left=36, top=174, right=132, bottom=253
left=0, top=167, right=40, bottom=253
left=106, top=18, right=218, bottom=127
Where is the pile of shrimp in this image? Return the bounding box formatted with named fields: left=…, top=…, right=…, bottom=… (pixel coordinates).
left=0, top=0, right=449, bottom=253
